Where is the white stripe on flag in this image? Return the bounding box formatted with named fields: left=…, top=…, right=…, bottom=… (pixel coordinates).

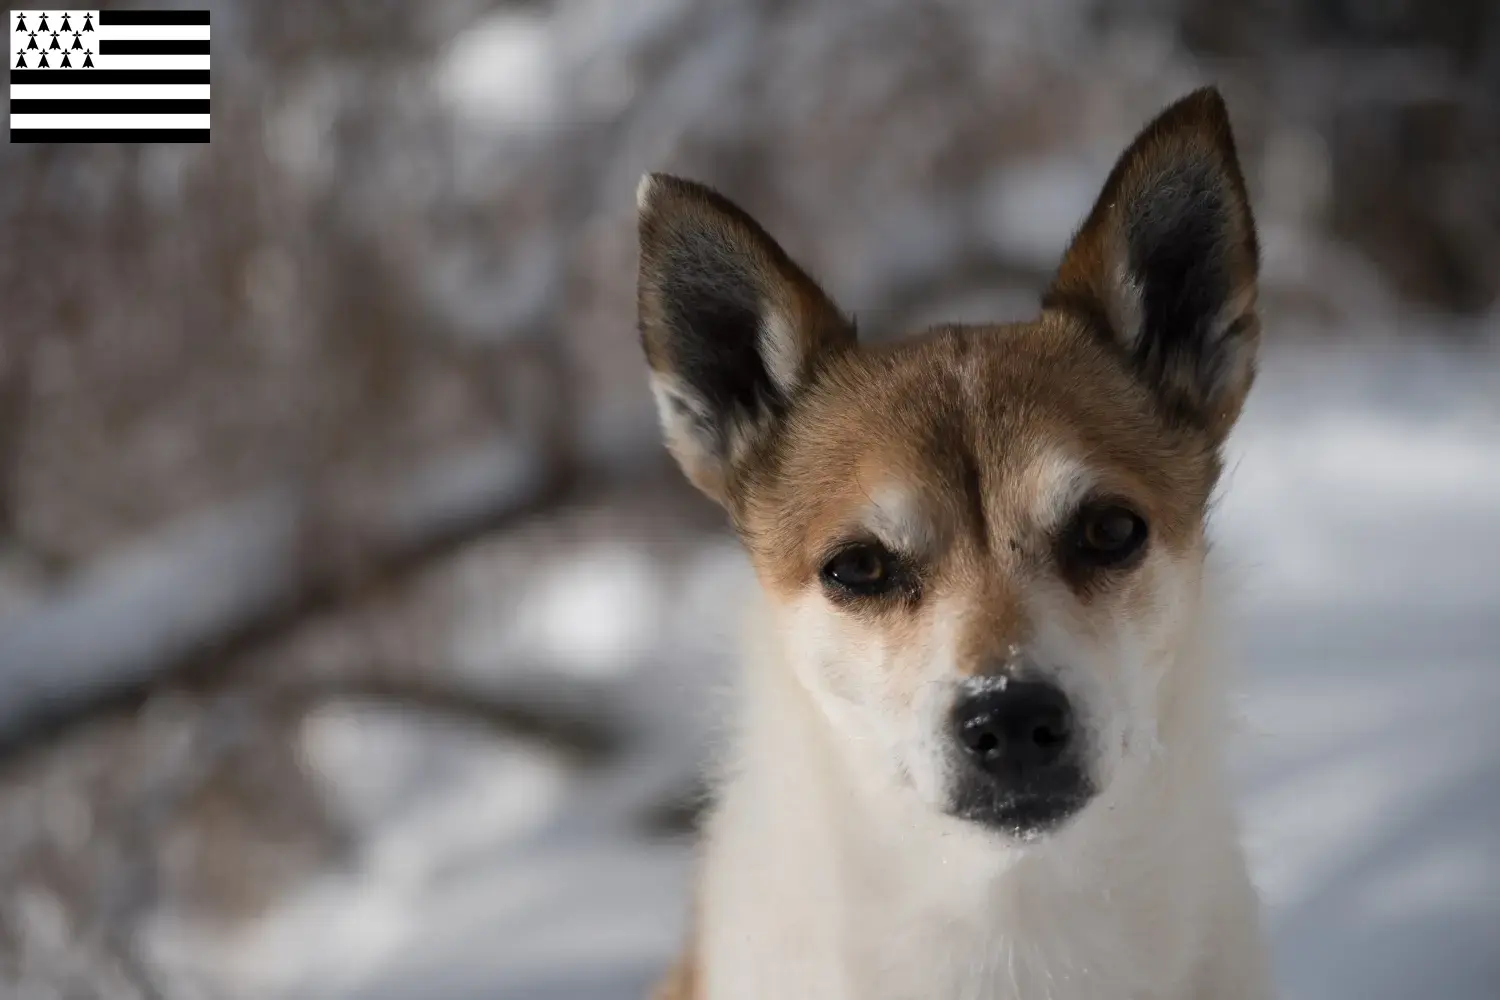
left=10, top=113, right=211, bottom=131
left=10, top=84, right=210, bottom=101
left=91, top=24, right=210, bottom=42
left=86, top=55, right=211, bottom=71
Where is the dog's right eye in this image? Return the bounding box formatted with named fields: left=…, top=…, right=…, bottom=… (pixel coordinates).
left=821, top=543, right=901, bottom=597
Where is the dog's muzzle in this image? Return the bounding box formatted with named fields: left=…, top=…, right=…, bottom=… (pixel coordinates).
left=946, top=679, right=1093, bottom=835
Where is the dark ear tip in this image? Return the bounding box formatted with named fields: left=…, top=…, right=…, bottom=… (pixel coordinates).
left=637, top=174, right=707, bottom=260
left=635, top=173, right=798, bottom=284
left=1152, top=85, right=1237, bottom=147
left=636, top=172, right=739, bottom=220
left=636, top=173, right=680, bottom=234
left=1172, top=85, right=1227, bottom=117
left=637, top=172, right=694, bottom=216
left=635, top=172, right=754, bottom=243
left=1183, top=84, right=1227, bottom=111
left=636, top=172, right=662, bottom=215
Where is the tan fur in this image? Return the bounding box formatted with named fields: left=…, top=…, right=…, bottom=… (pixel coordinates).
left=638, top=87, right=1273, bottom=1000
left=741, top=319, right=1218, bottom=585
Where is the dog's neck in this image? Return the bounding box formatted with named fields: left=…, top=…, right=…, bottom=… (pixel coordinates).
left=698, top=591, right=1240, bottom=1000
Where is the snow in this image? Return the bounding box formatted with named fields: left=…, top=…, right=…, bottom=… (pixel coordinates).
left=452, top=544, right=667, bottom=681
left=978, top=158, right=1103, bottom=270
left=299, top=703, right=571, bottom=878
left=434, top=10, right=558, bottom=130
left=1221, top=342, right=1500, bottom=1000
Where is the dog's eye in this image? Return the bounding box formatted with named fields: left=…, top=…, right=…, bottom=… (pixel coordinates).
left=821, top=542, right=900, bottom=596
left=1073, top=504, right=1148, bottom=568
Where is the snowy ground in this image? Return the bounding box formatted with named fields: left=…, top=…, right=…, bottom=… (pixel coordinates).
left=152, top=337, right=1500, bottom=1000
left=1220, top=339, right=1500, bottom=1000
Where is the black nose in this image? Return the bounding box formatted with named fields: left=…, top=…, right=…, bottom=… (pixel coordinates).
left=951, top=681, right=1074, bottom=777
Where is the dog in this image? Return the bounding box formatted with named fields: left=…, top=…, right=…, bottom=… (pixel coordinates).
left=636, top=87, right=1275, bottom=1000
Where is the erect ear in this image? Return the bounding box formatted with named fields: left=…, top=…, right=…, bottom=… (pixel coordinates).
left=636, top=173, right=854, bottom=506
left=1044, top=87, right=1260, bottom=442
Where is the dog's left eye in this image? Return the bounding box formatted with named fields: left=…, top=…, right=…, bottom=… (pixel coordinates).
left=1071, top=503, right=1149, bottom=568
left=821, top=543, right=900, bottom=596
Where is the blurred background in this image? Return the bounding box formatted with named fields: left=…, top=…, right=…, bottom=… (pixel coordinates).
left=2, top=1, right=1499, bottom=998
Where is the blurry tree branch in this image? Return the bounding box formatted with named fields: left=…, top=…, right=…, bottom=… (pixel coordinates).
left=282, top=667, right=638, bottom=765
left=0, top=435, right=561, bottom=749
left=0, top=332, right=33, bottom=541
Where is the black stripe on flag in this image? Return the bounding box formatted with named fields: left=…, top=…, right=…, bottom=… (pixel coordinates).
left=9, top=129, right=211, bottom=143
left=10, top=99, right=211, bottom=115
left=98, top=40, right=212, bottom=55
left=10, top=70, right=211, bottom=85
left=99, top=11, right=211, bottom=26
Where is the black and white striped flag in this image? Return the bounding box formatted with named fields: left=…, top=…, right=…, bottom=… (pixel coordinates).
left=10, top=9, right=210, bottom=142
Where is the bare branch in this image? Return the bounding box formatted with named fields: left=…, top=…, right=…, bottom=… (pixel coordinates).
left=0, top=437, right=558, bottom=747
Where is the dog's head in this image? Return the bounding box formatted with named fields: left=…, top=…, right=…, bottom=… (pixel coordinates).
left=636, top=88, right=1258, bottom=840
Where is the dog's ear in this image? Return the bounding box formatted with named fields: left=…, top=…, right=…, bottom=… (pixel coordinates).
left=1045, top=87, right=1260, bottom=442
left=637, top=173, right=854, bottom=505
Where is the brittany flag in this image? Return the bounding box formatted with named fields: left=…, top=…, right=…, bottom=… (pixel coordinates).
left=10, top=9, right=209, bottom=142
